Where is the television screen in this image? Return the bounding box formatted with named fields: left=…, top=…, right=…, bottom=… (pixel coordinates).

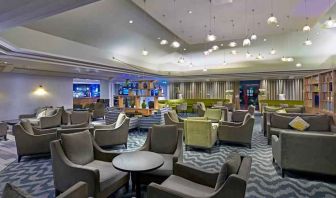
left=73, top=84, right=100, bottom=98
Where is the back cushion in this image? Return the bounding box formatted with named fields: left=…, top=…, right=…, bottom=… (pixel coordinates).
left=242, top=113, right=251, bottom=125
left=45, top=108, right=57, bottom=116
left=21, top=119, right=34, bottom=134
left=150, top=125, right=178, bottom=154
left=115, top=113, right=126, bottom=128
left=284, top=107, right=302, bottom=113
left=61, top=131, right=94, bottom=165
left=271, top=114, right=293, bottom=129
left=168, top=110, right=179, bottom=122
left=303, top=115, right=330, bottom=131
left=36, top=110, right=46, bottom=119
left=264, top=106, right=282, bottom=112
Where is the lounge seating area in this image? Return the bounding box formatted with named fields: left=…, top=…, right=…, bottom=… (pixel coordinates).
left=1, top=1, right=336, bottom=198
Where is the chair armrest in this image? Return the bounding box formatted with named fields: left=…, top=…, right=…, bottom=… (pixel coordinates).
left=173, top=130, right=183, bottom=164
left=220, top=121, right=242, bottom=126
left=137, top=128, right=150, bottom=151
left=215, top=174, right=246, bottom=198
left=147, top=182, right=192, bottom=198
left=56, top=181, right=88, bottom=198
left=174, top=162, right=218, bottom=188
left=178, top=117, right=185, bottom=122
left=92, top=140, right=119, bottom=162
left=33, top=127, right=57, bottom=135
left=271, top=135, right=281, bottom=164
left=19, top=114, right=36, bottom=119
left=94, top=123, right=115, bottom=129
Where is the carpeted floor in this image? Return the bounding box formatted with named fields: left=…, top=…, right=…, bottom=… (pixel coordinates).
left=0, top=116, right=335, bottom=198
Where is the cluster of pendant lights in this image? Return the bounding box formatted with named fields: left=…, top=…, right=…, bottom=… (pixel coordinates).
left=140, top=0, right=336, bottom=70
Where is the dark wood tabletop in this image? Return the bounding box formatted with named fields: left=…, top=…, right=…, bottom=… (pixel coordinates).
left=112, top=151, right=164, bottom=172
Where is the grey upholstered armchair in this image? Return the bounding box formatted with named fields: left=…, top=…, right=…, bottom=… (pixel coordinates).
left=2, top=181, right=88, bottom=198
left=231, top=105, right=255, bottom=123
left=93, top=113, right=130, bottom=148
left=50, top=131, right=129, bottom=198
left=92, top=102, right=105, bottom=120
left=138, top=125, right=183, bottom=185
left=13, top=120, right=58, bottom=162
left=196, top=102, right=206, bottom=117
left=70, top=111, right=91, bottom=124
left=164, top=110, right=184, bottom=130
left=218, top=114, right=255, bottom=148
left=0, top=122, right=8, bottom=140
left=147, top=153, right=252, bottom=198
left=57, top=123, right=93, bottom=137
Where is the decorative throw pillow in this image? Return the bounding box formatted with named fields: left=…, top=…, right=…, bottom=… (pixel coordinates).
left=45, top=109, right=57, bottom=116
left=115, top=113, right=126, bottom=128
left=276, top=109, right=287, bottom=113
left=168, top=110, right=179, bottom=122
left=289, top=116, right=310, bottom=131
left=36, top=110, right=46, bottom=119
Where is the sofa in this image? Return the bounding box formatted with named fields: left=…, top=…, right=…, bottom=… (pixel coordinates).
left=272, top=131, right=336, bottom=177
left=19, top=107, right=64, bottom=129
left=266, top=113, right=336, bottom=144
left=147, top=153, right=252, bottom=198
left=262, top=106, right=305, bottom=136
left=159, top=99, right=230, bottom=113
left=259, top=100, right=304, bottom=113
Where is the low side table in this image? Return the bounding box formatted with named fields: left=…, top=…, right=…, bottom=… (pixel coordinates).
left=112, top=151, right=164, bottom=198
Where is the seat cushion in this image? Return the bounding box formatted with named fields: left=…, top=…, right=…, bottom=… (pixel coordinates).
left=168, top=110, right=179, bottom=122
left=150, top=125, right=178, bottom=154
left=61, top=131, right=94, bottom=165
left=289, top=116, right=310, bottom=131
left=85, top=160, right=128, bottom=191
left=115, top=113, right=126, bottom=128
left=161, top=175, right=215, bottom=197
left=21, top=119, right=34, bottom=134
left=146, top=154, right=173, bottom=176
left=2, top=183, right=32, bottom=198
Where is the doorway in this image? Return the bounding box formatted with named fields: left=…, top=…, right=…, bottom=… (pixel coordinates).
left=239, top=80, right=260, bottom=110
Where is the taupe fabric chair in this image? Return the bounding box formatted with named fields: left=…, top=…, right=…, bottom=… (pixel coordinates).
left=138, top=125, right=183, bottom=185
left=2, top=181, right=88, bottom=198
left=147, top=153, right=252, bottom=198
left=13, top=120, right=58, bottom=162
left=50, top=131, right=129, bottom=198
left=218, top=114, right=255, bottom=148
left=231, top=105, right=255, bottom=123
left=57, top=122, right=93, bottom=137
left=93, top=113, right=130, bottom=148
left=0, top=122, right=8, bottom=140
left=70, top=111, right=91, bottom=124
left=92, top=102, right=105, bottom=120
left=196, top=102, right=206, bottom=117
left=164, top=110, right=184, bottom=130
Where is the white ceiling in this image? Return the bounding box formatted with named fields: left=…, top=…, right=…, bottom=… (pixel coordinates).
left=132, top=0, right=332, bottom=44
left=0, top=0, right=335, bottom=80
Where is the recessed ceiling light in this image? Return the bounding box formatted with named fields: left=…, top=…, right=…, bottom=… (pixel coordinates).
left=157, top=37, right=161, bottom=40
left=188, top=10, right=192, bottom=14
left=203, top=68, right=208, bottom=72
left=183, top=48, right=187, bottom=51
left=207, top=34, right=216, bottom=41
left=270, top=49, right=276, bottom=55
left=212, top=45, right=219, bottom=50
left=220, top=43, right=224, bottom=46
left=296, top=63, right=302, bottom=67
left=160, top=39, right=168, bottom=45
left=303, top=38, right=312, bottom=46
left=263, top=38, right=267, bottom=42
left=142, top=49, right=149, bottom=56
left=208, top=49, right=213, bottom=53
left=129, top=20, right=133, bottom=24
left=171, top=41, right=180, bottom=48
left=204, top=51, right=210, bottom=55
left=276, top=24, right=280, bottom=28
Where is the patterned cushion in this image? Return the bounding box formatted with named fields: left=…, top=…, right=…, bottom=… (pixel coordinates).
left=150, top=125, right=178, bottom=154
left=168, top=110, right=179, bottom=122
left=21, top=119, right=34, bottom=134
left=115, top=113, right=126, bottom=128
left=289, top=116, right=310, bottom=131
left=2, top=183, right=31, bottom=198
left=61, top=131, right=94, bottom=165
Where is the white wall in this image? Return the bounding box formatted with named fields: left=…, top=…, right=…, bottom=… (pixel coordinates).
left=0, top=73, right=73, bottom=120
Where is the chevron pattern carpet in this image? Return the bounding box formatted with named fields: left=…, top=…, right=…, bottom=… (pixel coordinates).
left=0, top=116, right=335, bottom=197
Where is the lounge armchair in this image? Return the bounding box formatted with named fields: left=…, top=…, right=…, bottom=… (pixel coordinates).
left=93, top=113, right=130, bottom=147
left=147, top=153, right=252, bottom=198
left=57, top=122, right=93, bottom=137
left=176, top=103, right=187, bottom=115
left=164, top=110, right=184, bottom=130
left=231, top=105, right=255, bottom=123
left=70, top=111, right=91, bottom=124
left=196, top=102, right=206, bottom=117
left=184, top=119, right=218, bottom=151
left=138, top=125, right=183, bottom=184
left=50, top=131, right=129, bottom=197
left=92, top=102, right=105, bottom=120
left=218, top=113, right=255, bottom=148
left=2, top=181, right=88, bottom=198
left=204, top=108, right=222, bottom=122
left=13, top=120, right=58, bottom=162
left=272, top=131, right=336, bottom=177
left=0, top=122, right=8, bottom=140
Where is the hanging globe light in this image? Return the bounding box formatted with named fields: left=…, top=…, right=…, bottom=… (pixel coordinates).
left=267, top=13, right=278, bottom=25
left=243, top=38, right=251, bottom=46
left=228, top=41, right=237, bottom=47
left=251, top=34, right=257, bottom=40
left=270, top=48, right=276, bottom=55
left=302, top=25, right=311, bottom=32
left=207, top=34, right=217, bottom=41
left=212, top=45, right=219, bottom=50
left=160, top=39, right=169, bottom=45
left=171, top=41, right=180, bottom=48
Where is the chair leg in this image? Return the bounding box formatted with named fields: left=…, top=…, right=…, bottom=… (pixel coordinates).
left=124, top=143, right=127, bottom=149
left=55, top=189, right=61, bottom=196
left=17, top=155, right=22, bottom=163
left=4, top=135, right=7, bottom=141
left=281, top=169, right=285, bottom=178
left=272, top=158, right=275, bottom=163
left=125, top=181, right=129, bottom=192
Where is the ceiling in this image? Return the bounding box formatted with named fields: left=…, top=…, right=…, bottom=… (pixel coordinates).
left=0, top=0, right=335, bottom=81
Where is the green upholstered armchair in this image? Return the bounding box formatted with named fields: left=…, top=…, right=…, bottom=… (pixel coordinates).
left=204, top=109, right=222, bottom=122
left=184, top=119, right=218, bottom=151
left=164, top=110, right=184, bottom=130
left=147, top=153, right=252, bottom=198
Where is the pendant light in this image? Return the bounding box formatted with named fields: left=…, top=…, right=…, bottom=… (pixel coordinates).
left=171, top=0, right=180, bottom=48
left=207, top=1, right=216, bottom=41
left=160, top=14, right=169, bottom=45
left=303, top=38, right=312, bottom=46
left=302, top=0, right=311, bottom=32
left=250, top=9, right=257, bottom=40
left=141, top=0, right=149, bottom=55
left=323, top=0, right=336, bottom=28
left=281, top=25, right=294, bottom=62
left=228, top=20, right=237, bottom=47
left=267, top=0, right=278, bottom=25
left=243, top=0, right=251, bottom=47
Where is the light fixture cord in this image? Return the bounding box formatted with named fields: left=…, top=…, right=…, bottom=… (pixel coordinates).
left=209, top=0, right=212, bottom=34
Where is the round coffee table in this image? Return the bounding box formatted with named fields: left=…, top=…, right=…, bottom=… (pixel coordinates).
left=112, top=151, right=164, bottom=198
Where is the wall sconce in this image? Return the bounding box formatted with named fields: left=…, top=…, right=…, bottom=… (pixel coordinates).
left=34, top=85, right=47, bottom=96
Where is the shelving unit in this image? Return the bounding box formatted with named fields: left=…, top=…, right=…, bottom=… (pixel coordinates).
left=304, top=70, right=335, bottom=114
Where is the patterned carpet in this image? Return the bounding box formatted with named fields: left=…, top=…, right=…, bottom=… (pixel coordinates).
left=0, top=116, right=336, bottom=197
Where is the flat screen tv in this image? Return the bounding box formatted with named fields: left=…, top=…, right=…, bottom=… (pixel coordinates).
left=73, top=84, right=100, bottom=98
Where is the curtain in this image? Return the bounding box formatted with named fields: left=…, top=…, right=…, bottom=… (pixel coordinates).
left=260, top=79, right=303, bottom=100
